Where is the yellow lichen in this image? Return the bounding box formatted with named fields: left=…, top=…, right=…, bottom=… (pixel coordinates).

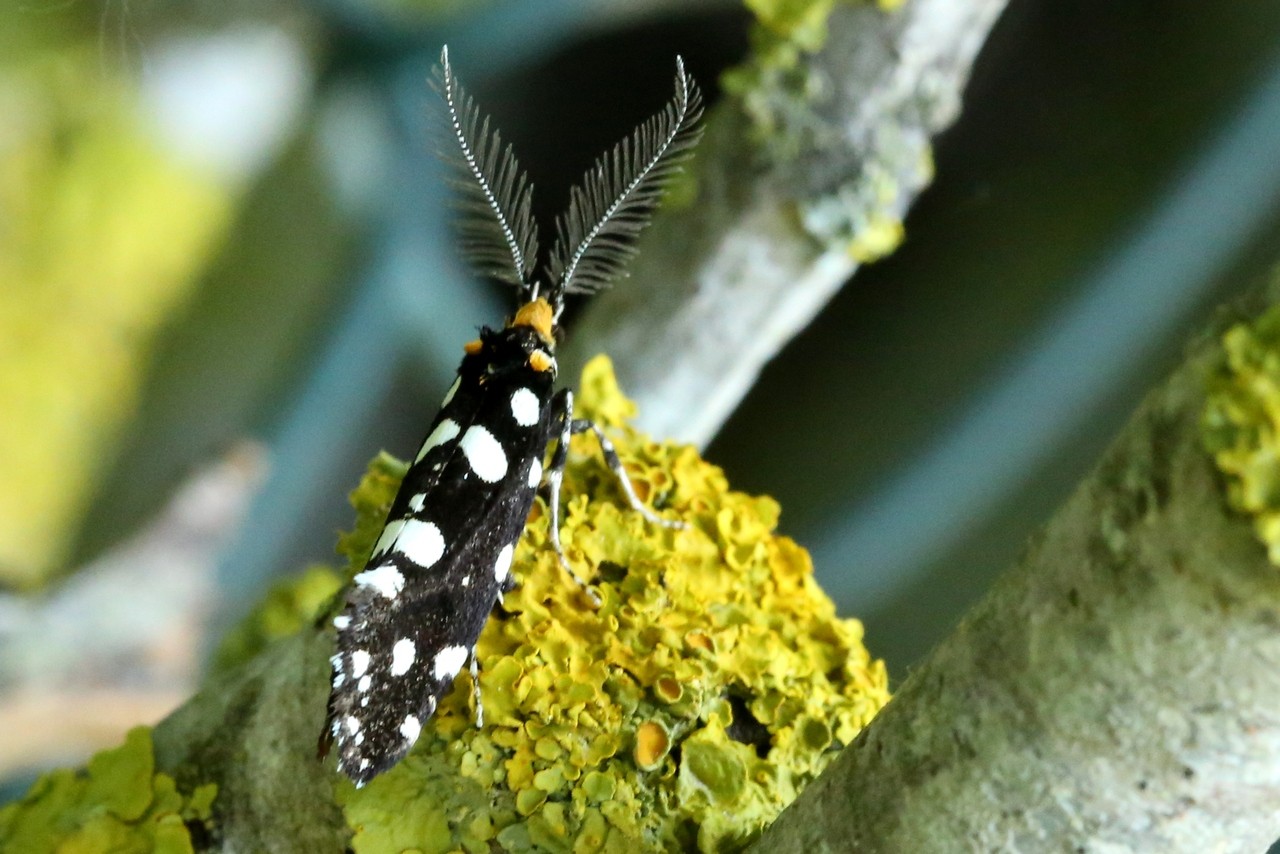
left=334, top=356, right=890, bottom=852
left=0, top=727, right=217, bottom=854
left=633, top=721, right=672, bottom=770
left=1204, top=299, right=1280, bottom=564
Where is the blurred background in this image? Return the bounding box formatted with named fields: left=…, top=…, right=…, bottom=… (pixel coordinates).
left=5, top=0, right=1280, bottom=801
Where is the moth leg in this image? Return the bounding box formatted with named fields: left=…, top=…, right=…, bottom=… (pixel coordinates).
left=570, top=419, right=686, bottom=530
left=470, top=649, right=484, bottom=729
left=500, top=572, right=518, bottom=595
left=546, top=389, right=601, bottom=606
left=494, top=562, right=518, bottom=608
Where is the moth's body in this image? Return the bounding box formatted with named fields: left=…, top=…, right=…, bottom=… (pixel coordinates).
left=321, top=45, right=701, bottom=788
left=323, top=301, right=558, bottom=783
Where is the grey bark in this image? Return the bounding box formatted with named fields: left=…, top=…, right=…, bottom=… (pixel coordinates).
left=152, top=630, right=347, bottom=852
left=564, top=0, right=1010, bottom=447
left=750, top=291, right=1280, bottom=851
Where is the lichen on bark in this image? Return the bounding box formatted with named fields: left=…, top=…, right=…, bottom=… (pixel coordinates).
left=331, top=356, right=889, bottom=853
left=752, top=281, right=1280, bottom=852
left=0, top=727, right=217, bottom=853
left=16, top=356, right=887, bottom=852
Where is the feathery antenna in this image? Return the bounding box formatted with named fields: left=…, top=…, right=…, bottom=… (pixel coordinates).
left=433, top=46, right=540, bottom=293
left=545, top=56, right=704, bottom=317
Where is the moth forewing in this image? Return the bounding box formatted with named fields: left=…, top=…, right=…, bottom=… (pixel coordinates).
left=324, top=322, right=557, bottom=786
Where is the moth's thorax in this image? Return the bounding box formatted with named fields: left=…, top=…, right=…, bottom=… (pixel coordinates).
left=465, top=310, right=558, bottom=380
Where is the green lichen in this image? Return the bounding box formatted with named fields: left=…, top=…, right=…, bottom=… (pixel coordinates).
left=1203, top=300, right=1280, bottom=563
left=720, top=0, right=912, bottom=261
left=0, top=727, right=217, bottom=854
left=213, top=564, right=345, bottom=675
left=331, top=356, right=890, bottom=852
left=723, top=0, right=902, bottom=143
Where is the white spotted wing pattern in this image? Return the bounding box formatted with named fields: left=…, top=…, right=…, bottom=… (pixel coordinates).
left=321, top=324, right=556, bottom=785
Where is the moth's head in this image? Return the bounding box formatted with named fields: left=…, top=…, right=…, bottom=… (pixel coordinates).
left=455, top=300, right=557, bottom=378
left=508, top=297, right=555, bottom=347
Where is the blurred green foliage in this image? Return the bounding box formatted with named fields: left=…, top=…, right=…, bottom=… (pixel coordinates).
left=0, top=30, right=231, bottom=586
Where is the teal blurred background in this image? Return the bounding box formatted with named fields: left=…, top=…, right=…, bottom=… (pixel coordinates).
left=6, top=0, right=1280, bottom=789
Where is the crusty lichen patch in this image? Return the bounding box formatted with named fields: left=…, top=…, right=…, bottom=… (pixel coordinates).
left=0, top=727, right=217, bottom=854
left=1204, top=302, right=1280, bottom=564
left=720, top=0, right=911, bottom=261
left=330, top=356, right=889, bottom=852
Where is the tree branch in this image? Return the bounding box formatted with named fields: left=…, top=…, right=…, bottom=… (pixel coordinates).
left=563, top=0, right=1010, bottom=446
left=750, top=285, right=1280, bottom=850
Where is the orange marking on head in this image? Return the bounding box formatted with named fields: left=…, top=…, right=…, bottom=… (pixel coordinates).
left=463, top=339, right=483, bottom=355
left=529, top=351, right=555, bottom=373
left=510, top=298, right=555, bottom=345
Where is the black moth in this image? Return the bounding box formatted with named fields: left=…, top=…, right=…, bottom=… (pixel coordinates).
left=320, top=46, right=703, bottom=786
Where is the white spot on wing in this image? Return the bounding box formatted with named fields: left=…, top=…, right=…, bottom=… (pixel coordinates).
left=441, top=376, right=461, bottom=408
left=494, top=543, right=514, bottom=586
left=510, top=388, right=540, bottom=426
left=354, top=564, right=404, bottom=599
left=395, top=519, right=445, bottom=568
left=400, top=714, right=421, bottom=743
left=390, top=638, right=416, bottom=676
left=333, top=615, right=351, bottom=630
left=372, top=517, right=406, bottom=557
left=408, top=493, right=426, bottom=513
left=357, top=675, right=372, bottom=693
left=332, top=673, right=345, bottom=689
left=459, top=425, right=508, bottom=482
left=345, top=715, right=361, bottom=734
left=528, top=457, right=542, bottom=489
left=414, top=418, right=461, bottom=464
left=432, top=644, right=469, bottom=681
left=350, top=649, right=371, bottom=679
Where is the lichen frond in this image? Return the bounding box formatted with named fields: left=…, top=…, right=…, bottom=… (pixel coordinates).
left=0, top=727, right=217, bottom=852
left=1204, top=297, right=1280, bottom=564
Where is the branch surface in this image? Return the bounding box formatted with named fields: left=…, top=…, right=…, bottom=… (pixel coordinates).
left=564, top=0, right=1010, bottom=446
left=751, top=288, right=1280, bottom=851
